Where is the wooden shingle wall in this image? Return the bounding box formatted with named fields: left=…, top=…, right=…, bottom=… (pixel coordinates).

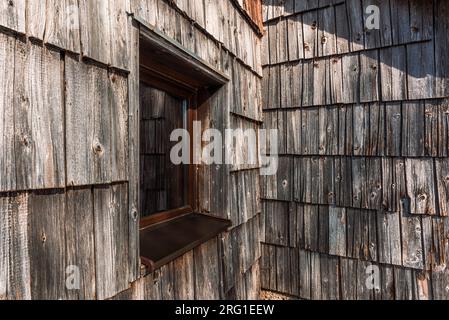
left=261, top=0, right=449, bottom=300
left=0, top=0, right=262, bottom=300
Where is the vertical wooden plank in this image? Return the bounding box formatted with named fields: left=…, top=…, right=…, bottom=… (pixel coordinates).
left=401, top=214, right=424, bottom=270
left=79, top=0, right=111, bottom=65
left=302, top=10, right=318, bottom=59
left=335, top=3, right=350, bottom=54
left=0, top=0, right=25, bottom=34
left=346, top=0, right=364, bottom=52
left=380, top=265, right=395, bottom=300
left=438, top=101, right=449, bottom=157
left=194, top=238, right=220, bottom=300
left=435, top=159, right=449, bottom=217
left=319, top=107, right=339, bottom=155
left=277, top=19, right=288, bottom=63
left=304, top=204, right=319, bottom=252
left=109, top=70, right=129, bottom=182
left=26, top=1, right=46, bottom=41
left=340, top=258, right=357, bottom=300
left=65, top=56, right=112, bottom=186
left=0, top=33, right=16, bottom=192
left=435, top=0, right=449, bottom=98
left=174, top=252, right=195, bottom=300
left=14, top=41, right=65, bottom=191
left=394, top=267, right=415, bottom=300
left=424, top=101, right=439, bottom=157
left=390, top=0, right=411, bottom=45
left=44, top=0, right=81, bottom=53
left=359, top=50, right=379, bottom=103
left=329, top=56, right=343, bottom=104
left=0, top=196, right=8, bottom=299
left=94, top=184, right=129, bottom=300
left=109, top=0, right=129, bottom=69
left=335, top=157, right=353, bottom=208
left=402, top=101, right=425, bottom=157
left=318, top=6, right=336, bottom=57
left=286, top=109, right=301, bottom=155
left=264, top=201, right=289, bottom=247
left=299, top=250, right=311, bottom=299
left=405, top=159, right=437, bottom=216
left=267, top=22, right=278, bottom=64
left=409, top=0, right=433, bottom=42
left=338, top=106, right=353, bottom=156
left=356, top=260, right=374, bottom=300
left=261, top=244, right=277, bottom=292
left=28, top=191, right=66, bottom=300
left=127, top=18, right=139, bottom=283
left=407, top=41, right=435, bottom=100
left=368, top=103, right=385, bottom=156
left=385, top=102, right=402, bottom=157
left=353, top=104, right=369, bottom=156
left=318, top=205, right=329, bottom=253
left=275, top=246, right=290, bottom=294
left=380, top=46, right=407, bottom=101
left=362, top=0, right=392, bottom=48
left=366, top=157, right=382, bottom=209
left=329, top=207, right=347, bottom=257
left=313, top=58, right=329, bottom=106
left=65, top=188, right=96, bottom=300
left=341, top=53, right=359, bottom=104
left=310, top=252, right=321, bottom=300
left=377, top=212, right=402, bottom=266
left=287, top=15, right=304, bottom=61
left=301, top=109, right=319, bottom=154
left=352, top=158, right=367, bottom=208
left=1, top=194, right=31, bottom=300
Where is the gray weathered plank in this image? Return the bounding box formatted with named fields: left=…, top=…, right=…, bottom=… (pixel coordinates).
left=14, top=41, right=65, bottom=191
left=0, top=0, right=25, bottom=34
left=65, top=56, right=112, bottom=186
left=405, top=159, right=437, bottom=216
left=0, top=33, right=16, bottom=192
left=94, top=184, right=129, bottom=300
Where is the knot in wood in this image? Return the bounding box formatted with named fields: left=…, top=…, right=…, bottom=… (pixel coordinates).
left=311, top=22, right=317, bottom=30
left=41, top=231, right=47, bottom=244
left=131, top=209, right=138, bottom=221
left=321, top=36, right=327, bottom=44
left=22, top=135, right=31, bottom=147
left=282, top=180, right=288, bottom=188
left=417, top=193, right=427, bottom=202
left=93, top=141, right=104, bottom=155
left=8, top=0, right=13, bottom=7
left=411, top=26, right=419, bottom=33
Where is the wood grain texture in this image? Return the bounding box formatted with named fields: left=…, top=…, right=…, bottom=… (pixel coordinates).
left=0, top=33, right=16, bottom=192
left=0, top=0, right=25, bottom=34
left=13, top=41, right=65, bottom=191
left=94, top=184, right=129, bottom=300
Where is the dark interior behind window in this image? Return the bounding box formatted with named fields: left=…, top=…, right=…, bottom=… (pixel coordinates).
left=140, top=84, right=188, bottom=217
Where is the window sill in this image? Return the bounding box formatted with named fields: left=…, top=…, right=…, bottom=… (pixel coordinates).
left=140, top=213, right=232, bottom=273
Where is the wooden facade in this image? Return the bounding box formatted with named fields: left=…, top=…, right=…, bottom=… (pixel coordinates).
left=1, top=0, right=449, bottom=301
left=261, top=0, right=449, bottom=300
left=0, top=0, right=263, bottom=300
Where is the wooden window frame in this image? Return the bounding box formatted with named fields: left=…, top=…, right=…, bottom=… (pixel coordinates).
left=136, top=20, right=231, bottom=272
left=139, top=92, right=197, bottom=229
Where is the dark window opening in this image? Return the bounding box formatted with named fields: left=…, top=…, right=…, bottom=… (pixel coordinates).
left=137, top=22, right=231, bottom=273
left=140, top=84, right=190, bottom=218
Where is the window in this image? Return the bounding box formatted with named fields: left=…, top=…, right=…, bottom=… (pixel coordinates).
left=137, top=23, right=231, bottom=273
left=140, top=85, right=191, bottom=219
